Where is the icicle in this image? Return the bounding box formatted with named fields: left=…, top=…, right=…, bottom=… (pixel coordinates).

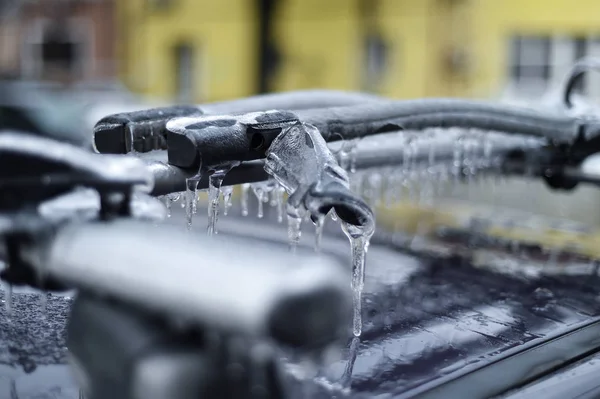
left=207, top=168, right=229, bottom=236
left=161, top=195, right=173, bottom=218
left=483, top=136, right=494, bottom=170
left=273, top=186, right=285, bottom=223
left=287, top=205, right=303, bottom=254
left=453, top=134, right=465, bottom=180
left=269, top=187, right=278, bottom=207
left=314, top=214, right=326, bottom=253
left=257, top=189, right=265, bottom=218
left=241, top=183, right=250, bottom=216
left=401, top=134, right=417, bottom=203
left=185, top=178, right=200, bottom=230
left=402, top=134, right=415, bottom=176
left=222, top=186, right=234, bottom=216
left=3, top=282, right=12, bottom=318
left=341, top=222, right=373, bottom=337
left=467, top=136, right=481, bottom=180
left=251, top=183, right=272, bottom=219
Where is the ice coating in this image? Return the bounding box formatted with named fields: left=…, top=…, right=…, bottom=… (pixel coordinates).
left=264, top=121, right=376, bottom=336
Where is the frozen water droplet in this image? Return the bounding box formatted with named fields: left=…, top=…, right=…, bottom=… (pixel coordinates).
left=185, top=178, right=200, bottom=230
left=314, top=214, right=326, bottom=253
left=241, top=183, right=250, bottom=217
left=222, top=186, right=234, bottom=216
left=3, top=282, right=12, bottom=318
left=287, top=205, right=303, bottom=254
left=341, top=222, right=373, bottom=337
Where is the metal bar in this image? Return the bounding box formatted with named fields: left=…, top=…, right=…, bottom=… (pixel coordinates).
left=25, top=219, right=351, bottom=348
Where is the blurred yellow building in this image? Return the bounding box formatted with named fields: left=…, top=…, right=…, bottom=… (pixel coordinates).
left=117, top=0, right=600, bottom=103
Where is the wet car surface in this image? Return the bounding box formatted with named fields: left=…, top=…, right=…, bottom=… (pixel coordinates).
left=3, top=198, right=600, bottom=399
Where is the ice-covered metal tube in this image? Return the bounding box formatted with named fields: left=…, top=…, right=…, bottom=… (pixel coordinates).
left=25, top=220, right=351, bottom=349
left=295, top=98, right=593, bottom=143
left=265, top=122, right=375, bottom=232
left=94, top=90, right=383, bottom=154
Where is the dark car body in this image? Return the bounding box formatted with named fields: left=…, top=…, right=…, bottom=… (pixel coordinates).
left=3, top=204, right=600, bottom=399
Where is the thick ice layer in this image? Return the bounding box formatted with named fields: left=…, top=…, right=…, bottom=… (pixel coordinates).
left=264, top=122, right=376, bottom=336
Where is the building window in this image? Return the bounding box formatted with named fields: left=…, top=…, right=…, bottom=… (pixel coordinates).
left=174, top=43, right=194, bottom=102
left=22, top=18, right=90, bottom=82
left=40, top=26, right=78, bottom=76
left=509, top=35, right=552, bottom=87
left=506, top=35, right=600, bottom=99
left=362, top=34, right=388, bottom=92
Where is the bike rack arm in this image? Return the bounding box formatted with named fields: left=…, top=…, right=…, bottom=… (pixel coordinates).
left=94, top=90, right=383, bottom=154
left=21, top=219, right=351, bottom=350
left=295, top=98, right=593, bottom=143
left=163, top=98, right=597, bottom=172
